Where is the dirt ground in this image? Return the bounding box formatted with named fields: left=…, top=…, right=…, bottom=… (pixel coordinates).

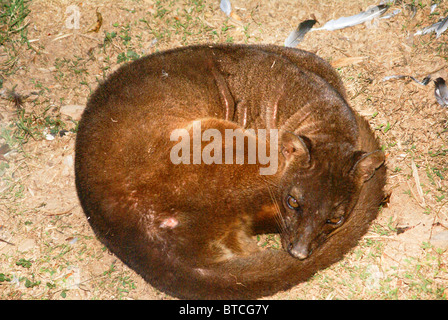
left=0, top=0, right=447, bottom=300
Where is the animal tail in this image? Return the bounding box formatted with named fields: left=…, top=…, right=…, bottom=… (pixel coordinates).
left=104, top=154, right=385, bottom=299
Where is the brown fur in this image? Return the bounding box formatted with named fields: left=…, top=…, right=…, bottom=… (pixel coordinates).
left=75, top=44, right=386, bottom=299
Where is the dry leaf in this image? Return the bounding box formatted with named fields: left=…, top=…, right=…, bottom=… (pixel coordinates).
left=331, top=56, right=365, bottom=68
left=60, top=105, right=85, bottom=120
left=411, top=159, right=426, bottom=207
left=87, top=9, right=103, bottom=33
left=0, top=144, right=11, bottom=159
left=230, top=11, right=241, bottom=21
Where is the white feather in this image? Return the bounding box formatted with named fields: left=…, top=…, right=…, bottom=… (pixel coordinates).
left=415, top=16, right=448, bottom=37
left=382, top=74, right=431, bottom=86
left=284, top=20, right=317, bottom=48
left=379, top=9, right=401, bottom=20
left=436, top=16, right=448, bottom=38
left=430, top=3, right=437, bottom=14
left=434, top=78, right=448, bottom=106
left=220, top=0, right=231, bottom=16
left=414, top=21, right=442, bottom=36
left=312, top=5, right=388, bottom=31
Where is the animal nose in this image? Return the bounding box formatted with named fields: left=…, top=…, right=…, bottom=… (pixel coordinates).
left=289, top=243, right=309, bottom=260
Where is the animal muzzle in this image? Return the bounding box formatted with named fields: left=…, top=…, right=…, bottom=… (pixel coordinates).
left=287, top=225, right=316, bottom=260
left=288, top=241, right=311, bottom=260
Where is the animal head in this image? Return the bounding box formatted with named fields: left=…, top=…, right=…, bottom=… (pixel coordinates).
left=277, top=131, right=385, bottom=260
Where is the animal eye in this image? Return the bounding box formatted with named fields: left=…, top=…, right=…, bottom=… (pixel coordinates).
left=286, top=195, right=299, bottom=210
left=326, top=216, right=344, bottom=226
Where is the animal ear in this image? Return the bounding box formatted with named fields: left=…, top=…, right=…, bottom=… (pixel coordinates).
left=280, top=131, right=311, bottom=166
left=351, top=150, right=385, bottom=182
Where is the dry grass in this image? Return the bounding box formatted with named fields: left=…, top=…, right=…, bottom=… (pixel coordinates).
left=0, top=0, right=447, bottom=300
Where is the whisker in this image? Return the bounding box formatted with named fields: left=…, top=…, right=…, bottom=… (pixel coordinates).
left=257, top=174, right=280, bottom=189
left=264, top=179, right=287, bottom=236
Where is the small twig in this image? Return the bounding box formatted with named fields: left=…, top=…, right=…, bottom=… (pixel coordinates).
left=381, top=251, right=401, bottom=265
left=52, top=33, right=73, bottom=41
left=0, top=238, right=15, bottom=246
left=41, top=205, right=77, bottom=217
left=406, top=180, right=426, bottom=209
left=363, top=235, right=398, bottom=240
left=429, top=199, right=448, bottom=241
left=77, top=33, right=102, bottom=42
